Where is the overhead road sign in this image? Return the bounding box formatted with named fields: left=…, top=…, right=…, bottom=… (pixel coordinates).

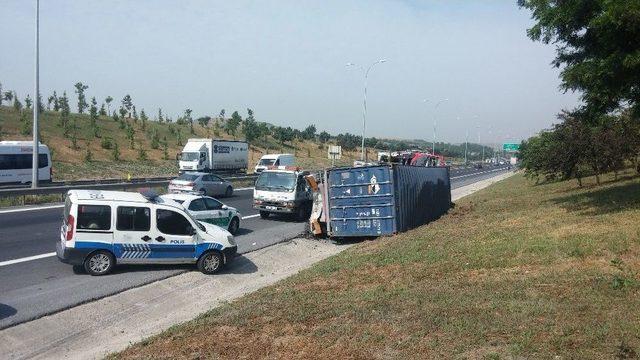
left=503, top=143, right=519, bottom=151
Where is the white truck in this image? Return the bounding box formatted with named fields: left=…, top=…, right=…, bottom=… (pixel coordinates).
left=253, top=167, right=313, bottom=220
left=178, top=139, right=248, bottom=173
left=254, top=154, right=295, bottom=173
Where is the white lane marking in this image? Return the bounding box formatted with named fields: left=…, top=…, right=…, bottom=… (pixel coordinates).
left=241, top=214, right=260, bottom=220
left=235, top=187, right=254, bottom=191
left=0, top=252, right=56, bottom=267
left=0, top=204, right=64, bottom=214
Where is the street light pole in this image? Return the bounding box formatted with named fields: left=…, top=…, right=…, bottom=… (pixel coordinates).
left=31, top=0, right=40, bottom=188
left=432, top=99, right=448, bottom=154
left=464, top=127, right=469, bottom=165
left=347, top=59, right=387, bottom=161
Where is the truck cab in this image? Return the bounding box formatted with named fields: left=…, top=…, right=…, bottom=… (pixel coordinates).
left=252, top=167, right=312, bottom=220
left=178, top=140, right=208, bottom=172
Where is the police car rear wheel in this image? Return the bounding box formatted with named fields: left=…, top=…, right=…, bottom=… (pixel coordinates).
left=228, top=217, right=239, bottom=235
left=84, top=250, right=115, bottom=276
left=197, top=251, right=223, bottom=274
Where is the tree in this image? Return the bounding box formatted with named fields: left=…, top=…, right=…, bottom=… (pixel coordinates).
left=118, top=106, right=127, bottom=119
left=0, top=82, right=2, bottom=106
left=52, top=91, right=59, bottom=111
left=302, top=124, right=316, bottom=140
left=24, top=94, right=32, bottom=110
left=37, top=93, right=44, bottom=113
left=58, top=92, right=70, bottom=128
left=99, top=103, right=106, bottom=116
left=47, top=94, right=55, bottom=110
left=132, top=105, right=138, bottom=122
left=318, top=131, right=331, bottom=143
left=89, top=97, right=99, bottom=137
left=162, top=138, right=169, bottom=160
left=105, top=96, right=113, bottom=116
left=122, top=94, right=133, bottom=117
left=197, top=116, right=211, bottom=127
left=13, top=92, right=22, bottom=111
left=183, top=109, right=194, bottom=134
left=74, top=82, right=89, bottom=113
left=519, top=0, right=640, bottom=118
left=84, top=145, right=93, bottom=163
left=126, top=124, right=135, bottom=149
left=218, top=109, right=225, bottom=120
left=273, top=126, right=294, bottom=144
left=140, top=109, right=148, bottom=130
left=4, top=91, right=14, bottom=103
left=158, top=108, right=164, bottom=123
left=243, top=117, right=261, bottom=143
left=112, top=143, right=120, bottom=161
left=225, top=111, right=242, bottom=137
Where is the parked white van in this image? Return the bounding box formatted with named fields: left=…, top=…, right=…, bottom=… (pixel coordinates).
left=0, top=141, right=52, bottom=184
left=254, top=154, right=294, bottom=173
left=56, top=190, right=237, bottom=275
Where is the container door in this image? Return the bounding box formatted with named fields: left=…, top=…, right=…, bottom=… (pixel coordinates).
left=327, top=166, right=396, bottom=237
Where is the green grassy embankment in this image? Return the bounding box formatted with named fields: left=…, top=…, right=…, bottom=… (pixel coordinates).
left=112, top=170, right=640, bottom=359
left=0, top=106, right=367, bottom=181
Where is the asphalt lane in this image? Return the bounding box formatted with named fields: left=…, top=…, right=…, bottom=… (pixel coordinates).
left=0, top=166, right=511, bottom=329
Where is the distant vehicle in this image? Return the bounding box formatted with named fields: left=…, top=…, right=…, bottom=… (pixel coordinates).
left=178, top=139, right=248, bottom=173
left=510, top=157, right=518, bottom=165
left=254, top=154, right=294, bottom=174
left=161, top=193, right=241, bottom=235
left=474, top=162, right=483, bottom=169
left=56, top=190, right=237, bottom=276
left=253, top=167, right=313, bottom=220
left=0, top=141, right=51, bottom=184
left=168, top=172, right=233, bottom=197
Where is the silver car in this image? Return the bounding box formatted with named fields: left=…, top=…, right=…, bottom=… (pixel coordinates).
left=168, top=172, right=234, bottom=197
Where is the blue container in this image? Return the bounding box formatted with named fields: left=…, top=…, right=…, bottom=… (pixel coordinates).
left=328, top=166, right=397, bottom=237
left=327, top=165, right=451, bottom=238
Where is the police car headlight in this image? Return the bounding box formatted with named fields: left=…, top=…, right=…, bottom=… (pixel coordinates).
left=227, top=234, right=236, bottom=245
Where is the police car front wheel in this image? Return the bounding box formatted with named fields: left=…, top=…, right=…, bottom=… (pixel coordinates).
left=84, top=250, right=115, bottom=276
left=197, top=251, right=224, bottom=274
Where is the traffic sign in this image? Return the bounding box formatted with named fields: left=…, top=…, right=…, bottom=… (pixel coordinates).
left=502, top=143, right=519, bottom=151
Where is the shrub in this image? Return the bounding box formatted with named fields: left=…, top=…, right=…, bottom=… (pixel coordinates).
left=101, top=137, right=113, bottom=150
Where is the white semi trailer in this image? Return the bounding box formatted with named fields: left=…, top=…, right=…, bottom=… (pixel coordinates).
left=178, top=139, right=248, bottom=173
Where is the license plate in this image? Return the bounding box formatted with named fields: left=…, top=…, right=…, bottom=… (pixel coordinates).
left=266, top=206, right=277, bottom=210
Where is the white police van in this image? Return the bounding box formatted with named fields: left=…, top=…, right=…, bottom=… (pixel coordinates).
left=56, top=190, right=237, bottom=275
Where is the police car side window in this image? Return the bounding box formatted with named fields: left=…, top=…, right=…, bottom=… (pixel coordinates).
left=156, top=209, right=193, bottom=236
left=117, top=207, right=150, bottom=231
left=77, top=205, right=111, bottom=230
left=204, top=198, right=222, bottom=210
left=188, top=199, right=206, bottom=211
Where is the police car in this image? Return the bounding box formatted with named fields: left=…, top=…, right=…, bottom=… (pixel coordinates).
left=160, top=193, right=241, bottom=235
left=56, top=190, right=237, bottom=276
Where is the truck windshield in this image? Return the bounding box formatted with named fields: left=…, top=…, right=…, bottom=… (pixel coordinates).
left=258, top=158, right=276, bottom=166
left=181, top=152, right=199, bottom=161
left=255, top=172, right=296, bottom=192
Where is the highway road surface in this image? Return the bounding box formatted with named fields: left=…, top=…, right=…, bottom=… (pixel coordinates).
left=0, top=165, right=511, bottom=329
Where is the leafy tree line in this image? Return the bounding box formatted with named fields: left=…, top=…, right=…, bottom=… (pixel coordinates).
left=517, top=0, right=640, bottom=185
left=1, top=81, right=485, bottom=159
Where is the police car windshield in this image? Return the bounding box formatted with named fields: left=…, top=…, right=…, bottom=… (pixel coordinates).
left=180, top=152, right=199, bottom=161
left=255, top=172, right=296, bottom=192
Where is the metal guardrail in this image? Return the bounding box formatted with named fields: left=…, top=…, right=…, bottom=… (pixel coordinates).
left=0, top=174, right=259, bottom=197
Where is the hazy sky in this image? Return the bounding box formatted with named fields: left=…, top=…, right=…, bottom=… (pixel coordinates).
left=0, top=0, right=579, bottom=144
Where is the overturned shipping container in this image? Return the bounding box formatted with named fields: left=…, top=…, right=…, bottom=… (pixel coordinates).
left=326, top=165, right=451, bottom=238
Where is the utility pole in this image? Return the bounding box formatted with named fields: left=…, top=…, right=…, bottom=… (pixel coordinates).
left=432, top=99, right=448, bottom=154
left=31, top=0, right=40, bottom=188
left=464, top=128, right=469, bottom=164
left=347, top=59, right=387, bottom=161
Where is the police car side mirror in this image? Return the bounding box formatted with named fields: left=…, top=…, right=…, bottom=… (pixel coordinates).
left=221, top=204, right=228, bottom=210
left=188, top=226, right=197, bottom=236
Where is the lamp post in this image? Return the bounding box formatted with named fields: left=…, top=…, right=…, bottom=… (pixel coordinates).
left=432, top=99, right=448, bottom=154
left=31, top=0, right=40, bottom=188
left=347, top=59, right=387, bottom=161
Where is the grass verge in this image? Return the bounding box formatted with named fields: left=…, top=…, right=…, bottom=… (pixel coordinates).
left=112, top=171, right=640, bottom=359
